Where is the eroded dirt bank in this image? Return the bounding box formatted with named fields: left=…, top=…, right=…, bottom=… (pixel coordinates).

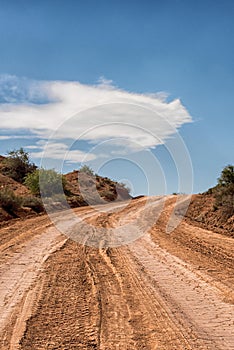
left=0, top=197, right=233, bottom=349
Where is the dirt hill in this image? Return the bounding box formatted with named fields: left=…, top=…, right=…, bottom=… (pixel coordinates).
left=65, top=170, right=131, bottom=206
left=1, top=155, right=232, bottom=236
left=0, top=156, right=131, bottom=225
left=185, top=193, right=234, bottom=237
left=0, top=156, right=34, bottom=224
left=0, top=173, right=31, bottom=196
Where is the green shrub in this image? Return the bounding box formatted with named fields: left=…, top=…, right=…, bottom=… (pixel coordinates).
left=213, top=184, right=234, bottom=216
left=213, top=165, right=234, bottom=217
left=0, top=188, right=22, bottom=214
left=21, top=196, right=44, bottom=213
left=79, top=165, right=94, bottom=176
left=24, top=169, right=67, bottom=197
left=24, top=169, right=40, bottom=195
left=218, top=165, right=234, bottom=186
left=2, top=148, right=36, bottom=183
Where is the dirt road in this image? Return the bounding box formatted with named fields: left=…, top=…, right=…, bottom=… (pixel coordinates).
left=0, top=197, right=233, bottom=349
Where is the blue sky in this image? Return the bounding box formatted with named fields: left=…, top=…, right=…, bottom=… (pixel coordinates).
left=0, top=0, right=233, bottom=195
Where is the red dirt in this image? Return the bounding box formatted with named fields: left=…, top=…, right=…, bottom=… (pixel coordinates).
left=0, top=197, right=233, bottom=349
left=185, top=194, right=234, bottom=237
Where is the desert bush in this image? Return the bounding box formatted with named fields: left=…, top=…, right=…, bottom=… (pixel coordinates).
left=218, top=165, right=234, bottom=186
left=0, top=188, right=22, bottom=214
left=79, top=165, right=94, bottom=176
left=213, top=165, right=234, bottom=217
left=2, top=148, right=36, bottom=183
left=213, top=184, right=234, bottom=216
left=24, top=170, right=40, bottom=195
left=24, top=169, right=67, bottom=197
left=21, top=196, right=44, bottom=213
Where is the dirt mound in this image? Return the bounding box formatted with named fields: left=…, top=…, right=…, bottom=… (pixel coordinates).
left=0, top=173, right=31, bottom=196
left=0, top=164, right=131, bottom=226
left=65, top=170, right=131, bottom=205
left=0, top=164, right=42, bottom=224
left=0, top=173, right=35, bottom=223
left=185, top=194, right=234, bottom=237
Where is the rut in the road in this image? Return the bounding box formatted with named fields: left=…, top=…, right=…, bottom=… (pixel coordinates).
left=0, top=225, right=66, bottom=349
left=19, top=240, right=202, bottom=350
left=1, top=197, right=233, bottom=350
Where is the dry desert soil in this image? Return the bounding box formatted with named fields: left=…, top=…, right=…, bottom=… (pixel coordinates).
left=0, top=196, right=233, bottom=350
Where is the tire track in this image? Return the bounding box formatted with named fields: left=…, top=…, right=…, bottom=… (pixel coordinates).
left=127, top=234, right=234, bottom=349
left=0, top=227, right=67, bottom=349
left=1, top=196, right=233, bottom=349
left=107, top=246, right=206, bottom=350
left=85, top=247, right=135, bottom=350
left=20, top=242, right=100, bottom=350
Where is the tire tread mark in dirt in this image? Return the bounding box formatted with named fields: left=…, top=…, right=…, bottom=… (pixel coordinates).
left=128, top=234, right=234, bottom=350
left=85, top=245, right=135, bottom=350
left=109, top=246, right=202, bottom=350
left=19, top=241, right=100, bottom=350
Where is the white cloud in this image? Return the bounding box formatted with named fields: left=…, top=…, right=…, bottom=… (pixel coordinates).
left=0, top=75, right=192, bottom=162
left=30, top=142, right=95, bottom=164
left=0, top=135, right=37, bottom=140
left=0, top=136, right=13, bottom=140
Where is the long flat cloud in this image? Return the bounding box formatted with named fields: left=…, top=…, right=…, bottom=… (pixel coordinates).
left=0, top=75, right=192, bottom=162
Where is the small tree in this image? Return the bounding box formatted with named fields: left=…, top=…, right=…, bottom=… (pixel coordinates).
left=214, top=165, right=234, bottom=217
left=218, top=165, right=234, bottom=186
left=3, top=148, right=36, bottom=183
left=79, top=165, right=94, bottom=176
left=24, top=169, right=40, bottom=195
left=24, top=169, right=67, bottom=197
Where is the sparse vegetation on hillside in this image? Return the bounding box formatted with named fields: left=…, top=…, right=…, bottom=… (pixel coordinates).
left=0, top=188, right=22, bottom=216
left=186, top=165, right=234, bottom=237
left=21, top=196, right=44, bottom=213
left=2, top=148, right=36, bottom=183
left=79, top=165, right=94, bottom=176
left=218, top=165, right=234, bottom=186
left=213, top=165, right=234, bottom=217
left=24, top=169, right=67, bottom=197
left=0, top=150, right=131, bottom=224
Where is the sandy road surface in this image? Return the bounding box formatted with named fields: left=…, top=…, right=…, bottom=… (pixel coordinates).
left=0, top=197, right=233, bottom=349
